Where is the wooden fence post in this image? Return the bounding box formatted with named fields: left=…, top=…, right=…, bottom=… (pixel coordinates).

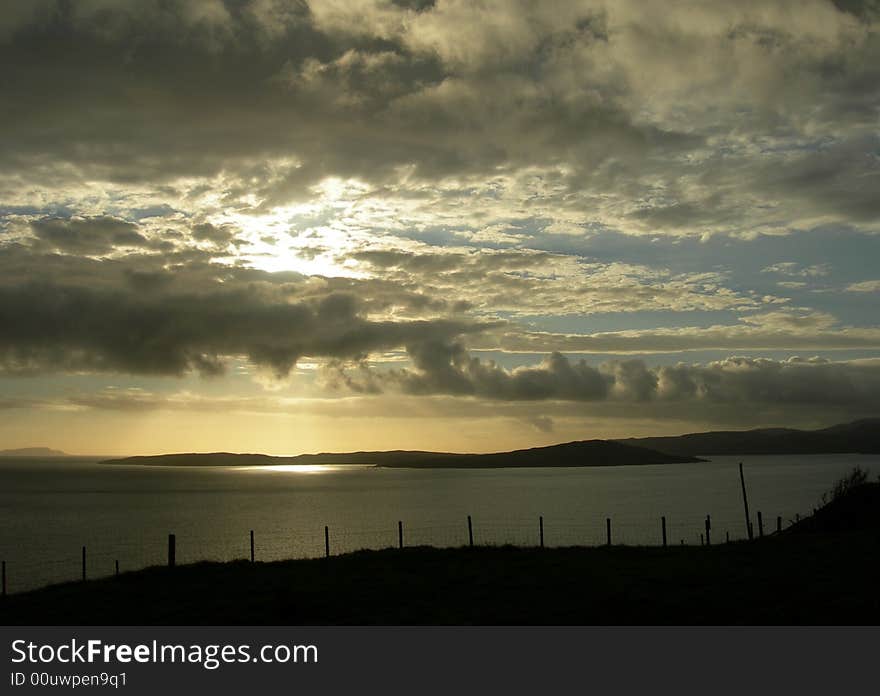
left=777, top=516, right=782, bottom=533
left=467, top=515, right=474, bottom=547
left=168, top=534, right=176, bottom=568
left=757, top=511, right=764, bottom=538
left=606, top=518, right=611, bottom=546
left=398, top=520, right=403, bottom=549
left=705, top=516, right=711, bottom=546
left=324, top=526, right=330, bottom=558
left=726, top=531, right=730, bottom=544
left=250, top=530, right=255, bottom=563
left=661, top=516, right=667, bottom=548
left=739, top=462, right=753, bottom=540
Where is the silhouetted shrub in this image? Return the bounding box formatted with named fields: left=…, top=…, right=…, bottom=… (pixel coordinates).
left=821, top=467, right=869, bottom=506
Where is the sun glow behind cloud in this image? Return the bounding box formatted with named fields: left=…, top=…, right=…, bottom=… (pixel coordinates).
left=0, top=1, right=878, bottom=454
left=215, top=200, right=366, bottom=277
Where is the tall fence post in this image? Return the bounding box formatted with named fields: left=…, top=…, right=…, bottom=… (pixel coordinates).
left=661, top=516, right=667, bottom=548
left=606, top=518, right=611, bottom=546
left=250, top=530, right=255, bottom=563
left=324, top=526, right=330, bottom=558
left=467, top=515, right=474, bottom=547
left=398, top=520, right=403, bottom=549
left=539, top=516, right=544, bottom=548
left=739, top=462, right=753, bottom=540
left=726, top=531, right=730, bottom=544
left=705, top=516, right=711, bottom=546
left=757, top=511, right=764, bottom=538
left=777, top=516, right=782, bottom=534
left=168, top=534, right=176, bottom=568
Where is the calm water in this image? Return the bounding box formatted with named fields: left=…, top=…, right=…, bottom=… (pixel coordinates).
left=0, top=454, right=877, bottom=593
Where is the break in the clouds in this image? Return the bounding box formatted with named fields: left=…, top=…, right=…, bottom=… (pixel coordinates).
left=0, top=0, right=878, bottom=450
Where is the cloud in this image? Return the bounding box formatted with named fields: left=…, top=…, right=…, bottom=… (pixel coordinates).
left=0, top=0, right=877, bottom=241
left=0, top=238, right=872, bottom=381
left=0, top=0, right=877, bottom=440
left=846, top=279, right=880, bottom=293
left=189, top=222, right=236, bottom=246
left=473, top=323, right=880, bottom=354
left=326, top=346, right=880, bottom=409
left=524, top=415, right=555, bottom=433
left=762, top=262, right=831, bottom=277
left=347, top=245, right=768, bottom=315
left=0, top=276, right=494, bottom=377
left=470, top=310, right=880, bottom=355
left=30, top=217, right=149, bottom=255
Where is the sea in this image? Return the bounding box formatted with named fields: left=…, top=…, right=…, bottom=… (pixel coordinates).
left=0, top=453, right=877, bottom=593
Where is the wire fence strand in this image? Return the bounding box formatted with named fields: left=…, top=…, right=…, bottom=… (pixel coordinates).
left=0, top=508, right=808, bottom=595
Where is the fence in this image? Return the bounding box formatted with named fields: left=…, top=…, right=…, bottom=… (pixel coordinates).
left=0, top=507, right=805, bottom=597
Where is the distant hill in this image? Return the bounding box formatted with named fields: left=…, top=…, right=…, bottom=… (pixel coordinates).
left=616, top=419, right=880, bottom=457
left=0, top=447, right=68, bottom=457
left=100, top=419, right=880, bottom=468
left=102, top=440, right=704, bottom=469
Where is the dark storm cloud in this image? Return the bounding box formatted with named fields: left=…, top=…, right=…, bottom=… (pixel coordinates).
left=327, top=344, right=880, bottom=408
left=0, top=0, right=447, bottom=192
left=751, top=135, right=880, bottom=224
left=0, top=238, right=496, bottom=378
left=190, top=222, right=236, bottom=246
left=1, top=239, right=876, bottom=381
left=0, top=280, right=492, bottom=377
left=831, top=0, right=880, bottom=20
left=30, top=217, right=149, bottom=254
left=2, top=0, right=874, bottom=236
left=390, top=0, right=436, bottom=11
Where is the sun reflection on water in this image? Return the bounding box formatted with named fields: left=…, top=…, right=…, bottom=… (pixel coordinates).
left=233, top=464, right=373, bottom=474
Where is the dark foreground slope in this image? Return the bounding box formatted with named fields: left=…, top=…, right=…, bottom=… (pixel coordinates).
left=618, top=418, right=880, bottom=456
left=3, top=485, right=879, bottom=625
left=103, top=440, right=703, bottom=468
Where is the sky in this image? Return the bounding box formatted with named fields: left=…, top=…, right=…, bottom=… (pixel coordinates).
left=0, top=0, right=878, bottom=455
